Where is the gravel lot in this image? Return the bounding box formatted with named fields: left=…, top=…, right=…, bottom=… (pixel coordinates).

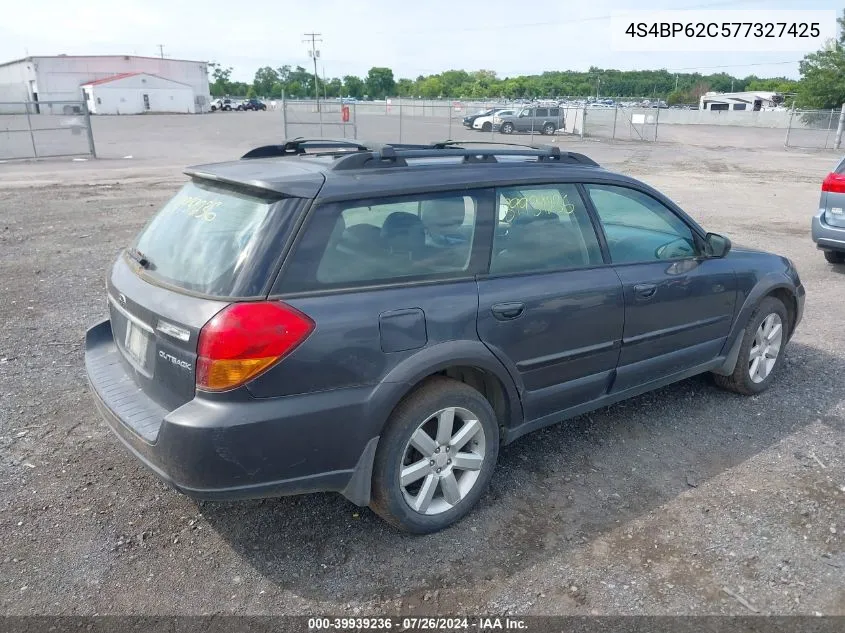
left=0, top=116, right=843, bottom=616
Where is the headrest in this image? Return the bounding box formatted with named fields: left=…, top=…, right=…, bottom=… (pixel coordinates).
left=420, top=198, right=466, bottom=231
left=381, top=212, right=426, bottom=254
left=341, top=223, right=383, bottom=251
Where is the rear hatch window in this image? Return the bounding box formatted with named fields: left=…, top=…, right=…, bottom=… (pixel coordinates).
left=132, top=179, right=302, bottom=298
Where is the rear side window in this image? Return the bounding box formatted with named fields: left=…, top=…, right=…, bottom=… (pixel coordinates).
left=280, top=191, right=490, bottom=291
left=132, top=180, right=298, bottom=297
left=535, top=108, right=549, bottom=117
left=491, top=184, right=603, bottom=274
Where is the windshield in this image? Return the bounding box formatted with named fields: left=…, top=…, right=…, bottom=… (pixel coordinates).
left=131, top=180, right=285, bottom=297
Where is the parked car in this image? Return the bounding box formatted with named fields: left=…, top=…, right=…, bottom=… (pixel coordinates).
left=472, top=109, right=517, bottom=132
left=210, top=98, right=235, bottom=111
left=812, top=156, right=845, bottom=264
left=84, top=138, right=804, bottom=534
left=493, top=106, right=565, bottom=135
left=463, top=108, right=498, bottom=129
left=240, top=98, right=267, bottom=111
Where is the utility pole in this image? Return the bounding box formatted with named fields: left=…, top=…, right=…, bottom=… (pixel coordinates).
left=157, top=44, right=165, bottom=59
left=303, top=32, right=322, bottom=111
left=674, top=74, right=679, bottom=91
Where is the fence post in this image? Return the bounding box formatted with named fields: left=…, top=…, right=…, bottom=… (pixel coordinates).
left=448, top=104, right=452, bottom=140
left=784, top=107, right=794, bottom=147
left=282, top=91, right=288, bottom=138
left=611, top=105, right=618, bottom=142
left=580, top=106, right=586, bottom=140
left=653, top=106, right=660, bottom=142
left=353, top=102, right=358, bottom=139
left=24, top=101, right=38, bottom=158
left=319, top=99, right=324, bottom=137
left=835, top=104, right=845, bottom=150
left=824, top=108, right=836, bottom=149
left=399, top=102, right=403, bottom=143
left=82, top=97, right=96, bottom=158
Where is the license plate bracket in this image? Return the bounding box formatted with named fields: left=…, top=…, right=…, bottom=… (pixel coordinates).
left=124, top=320, right=150, bottom=368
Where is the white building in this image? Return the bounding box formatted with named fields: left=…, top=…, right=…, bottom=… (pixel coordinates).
left=0, top=55, right=211, bottom=114
left=699, top=91, right=780, bottom=112
left=82, top=72, right=196, bottom=114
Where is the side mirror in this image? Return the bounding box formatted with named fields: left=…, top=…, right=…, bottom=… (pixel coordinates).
left=704, top=232, right=731, bottom=258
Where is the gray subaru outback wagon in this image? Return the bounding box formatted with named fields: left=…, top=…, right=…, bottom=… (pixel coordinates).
left=812, top=155, right=845, bottom=264
left=85, top=138, right=804, bottom=533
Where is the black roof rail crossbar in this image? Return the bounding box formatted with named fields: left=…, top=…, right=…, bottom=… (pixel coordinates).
left=241, top=138, right=438, bottom=160
left=428, top=140, right=599, bottom=166
left=430, top=139, right=543, bottom=150
left=331, top=146, right=599, bottom=170
left=241, top=138, right=376, bottom=159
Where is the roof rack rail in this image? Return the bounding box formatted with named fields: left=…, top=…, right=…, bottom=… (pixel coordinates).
left=238, top=137, right=599, bottom=168
left=240, top=138, right=435, bottom=160
left=241, top=137, right=375, bottom=159
left=331, top=143, right=599, bottom=170
left=427, top=140, right=599, bottom=166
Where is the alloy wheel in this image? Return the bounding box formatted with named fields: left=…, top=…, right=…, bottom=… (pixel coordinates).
left=749, top=313, right=783, bottom=383
left=399, top=406, right=486, bottom=515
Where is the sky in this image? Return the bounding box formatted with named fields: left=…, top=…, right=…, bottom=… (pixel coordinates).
left=1, top=0, right=841, bottom=82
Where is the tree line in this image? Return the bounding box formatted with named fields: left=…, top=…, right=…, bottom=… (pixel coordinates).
left=209, top=10, right=845, bottom=109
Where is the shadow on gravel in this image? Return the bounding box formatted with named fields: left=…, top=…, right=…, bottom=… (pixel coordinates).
left=200, top=341, right=842, bottom=606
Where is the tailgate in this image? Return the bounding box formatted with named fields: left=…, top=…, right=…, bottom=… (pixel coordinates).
left=107, top=254, right=228, bottom=412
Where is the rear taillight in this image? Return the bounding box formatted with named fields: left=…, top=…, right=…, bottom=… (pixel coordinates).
left=196, top=301, right=314, bottom=392
left=822, top=172, right=845, bottom=193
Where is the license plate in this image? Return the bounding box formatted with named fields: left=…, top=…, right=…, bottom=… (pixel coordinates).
left=124, top=320, right=149, bottom=367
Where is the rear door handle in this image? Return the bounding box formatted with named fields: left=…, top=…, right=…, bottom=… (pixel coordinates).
left=491, top=302, right=525, bottom=321
left=634, top=283, right=657, bottom=300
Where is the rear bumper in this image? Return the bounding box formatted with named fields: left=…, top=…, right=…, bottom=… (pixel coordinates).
left=84, top=318, right=380, bottom=504
left=812, top=210, right=845, bottom=252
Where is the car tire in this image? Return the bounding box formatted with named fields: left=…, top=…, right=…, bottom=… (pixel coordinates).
left=501, top=122, right=514, bottom=134
left=712, top=296, right=789, bottom=396
left=481, top=122, right=492, bottom=132
left=370, top=377, right=499, bottom=534
left=824, top=250, right=845, bottom=264
left=542, top=123, right=556, bottom=135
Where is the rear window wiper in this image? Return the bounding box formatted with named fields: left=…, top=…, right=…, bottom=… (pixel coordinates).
left=126, top=247, right=155, bottom=270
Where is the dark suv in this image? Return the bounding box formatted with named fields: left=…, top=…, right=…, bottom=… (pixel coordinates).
left=85, top=138, right=804, bottom=533
left=239, top=98, right=267, bottom=111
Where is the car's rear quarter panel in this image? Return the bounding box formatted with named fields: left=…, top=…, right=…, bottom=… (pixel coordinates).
left=246, top=280, right=481, bottom=399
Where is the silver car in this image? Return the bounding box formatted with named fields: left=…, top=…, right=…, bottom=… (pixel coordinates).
left=812, top=156, right=845, bottom=264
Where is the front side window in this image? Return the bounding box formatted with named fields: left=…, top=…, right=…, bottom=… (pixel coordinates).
left=282, top=192, right=483, bottom=291
left=490, top=184, right=603, bottom=274
left=585, top=184, right=698, bottom=264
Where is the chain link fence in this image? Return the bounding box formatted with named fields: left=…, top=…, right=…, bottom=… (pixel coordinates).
left=281, top=99, right=358, bottom=139
left=784, top=108, right=845, bottom=150
left=0, top=101, right=96, bottom=160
